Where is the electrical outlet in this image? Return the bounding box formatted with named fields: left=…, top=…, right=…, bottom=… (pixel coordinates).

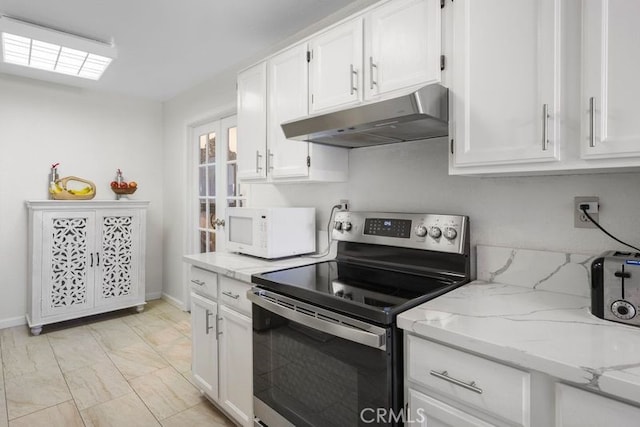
left=339, top=199, right=349, bottom=211
left=574, top=196, right=599, bottom=228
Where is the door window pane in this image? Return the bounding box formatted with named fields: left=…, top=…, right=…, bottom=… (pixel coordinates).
left=227, top=164, right=237, bottom=196
left=207, top=132, right=216, bottom=162
left=228, top=127, right=237, bottom=160
left=208, top=232, right=216, bottom=252
left=199, top=202, right=207, bottom=228
left=209, top=202, right=216, bottom=229
left=207, top=165, right=216, bottom=197
left=199, top=135, right=207, bottom=164
left=199, top=167, right=206, bottom=197
left=200, top=231, right=208, bottom=253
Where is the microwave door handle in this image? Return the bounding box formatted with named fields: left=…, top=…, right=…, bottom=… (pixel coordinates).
left=247, top=289, right=387, bottom=351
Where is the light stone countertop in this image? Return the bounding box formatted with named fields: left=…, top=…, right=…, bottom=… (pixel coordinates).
left=398, top=245, right=640, bottom=405
left=183, top=250, right=333, bottom=283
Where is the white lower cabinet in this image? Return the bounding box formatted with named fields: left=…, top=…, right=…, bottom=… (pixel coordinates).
left=189, top=266, right=253, bottom=427
left=408, top=388, right=494, bottom=427
left=191, top=292, right=218, bottom=399
left=555, top=384, right=640, bottom=427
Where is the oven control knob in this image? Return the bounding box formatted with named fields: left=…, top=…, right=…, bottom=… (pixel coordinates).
left=342, top=222, right=352, bottom=231
left=612, top=300, right=636, bottom=320
left=443, top=227, right=458, bottom=240
left=415, top=225, right=428, bottom=237
left=428, top=227, right=442, bottom=239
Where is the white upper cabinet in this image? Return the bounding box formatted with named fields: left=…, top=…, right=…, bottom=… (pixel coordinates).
left=309, top=18, right=363, bottom=114
left=450, top=0, right=561, bottom=170
left=237, top=62, right=267, bottom=181
left=581, top=0, right=640, bottom=159
left=364, top=0, right=441, bottom=100
left=268, top=43, right=311, bottom=179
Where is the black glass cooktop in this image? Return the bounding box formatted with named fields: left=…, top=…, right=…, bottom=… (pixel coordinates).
left=252, top=260, right=466, bottom=325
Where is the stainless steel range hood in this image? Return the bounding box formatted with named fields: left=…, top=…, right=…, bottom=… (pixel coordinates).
left=281, top=84, right=448, bottom=148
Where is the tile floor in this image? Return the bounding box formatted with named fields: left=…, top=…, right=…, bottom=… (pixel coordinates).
left=0, top=299, right=234, bottom=427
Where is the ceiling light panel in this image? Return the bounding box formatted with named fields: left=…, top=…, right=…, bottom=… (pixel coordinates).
left=0, top=16, right=116, bottom=80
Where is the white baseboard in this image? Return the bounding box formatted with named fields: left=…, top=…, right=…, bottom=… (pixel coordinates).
left=145, top=291, right=162, bottom=300
left=0, top=315, right=27, bottom=330
left=161, top=292, right=186, bottom=311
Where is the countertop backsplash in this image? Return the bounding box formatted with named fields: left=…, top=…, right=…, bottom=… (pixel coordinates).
left=476, top=245, right=597, bottom=298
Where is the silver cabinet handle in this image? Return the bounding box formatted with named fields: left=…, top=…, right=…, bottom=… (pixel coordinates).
left=542, top=104, right=549, bottom=151
left=589, top=96, right=596, bottom=147
left=90, top=253, right=94, bottom=268
left=96, top=252, right=100, bottom=267
left=350, top=64, right=358, bottom=95
left=256, top=150, right=263, bottom=173
left=205, top=309, right=214, bottom=334
left=217, top=315, right=222, bottom=337
left=222, top=291, right=240, bottom=300
left=369, top=56, right=377, bottom=90
left=190, top=279, right=205, bottom=286
left=267, top=149, right=274, bottom=170
left=430, top=370, right=483, bottom=394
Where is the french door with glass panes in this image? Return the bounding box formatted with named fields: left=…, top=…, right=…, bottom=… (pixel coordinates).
left=194, top=115, right=245, bottom=254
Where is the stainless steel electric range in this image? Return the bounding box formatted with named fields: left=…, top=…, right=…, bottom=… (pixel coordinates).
left=247, top=211, right=470, bottom=427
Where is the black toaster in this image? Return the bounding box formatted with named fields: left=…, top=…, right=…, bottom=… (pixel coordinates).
left=591, top=251, right=640, bottom=327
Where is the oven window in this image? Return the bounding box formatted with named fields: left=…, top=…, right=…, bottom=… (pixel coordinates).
left=229, top=216, right=253, bottom=245
left=253, top=304, right=392, bottom=427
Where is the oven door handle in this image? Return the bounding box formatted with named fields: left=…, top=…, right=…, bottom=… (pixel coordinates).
left=247, top=289, right=387, bottom=351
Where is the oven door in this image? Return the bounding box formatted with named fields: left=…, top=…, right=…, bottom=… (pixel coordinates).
left=248, top=288, right=395, bottom=427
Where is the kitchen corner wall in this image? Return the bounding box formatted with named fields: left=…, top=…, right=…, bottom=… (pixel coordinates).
left=0, top=74, right=164, bottom=328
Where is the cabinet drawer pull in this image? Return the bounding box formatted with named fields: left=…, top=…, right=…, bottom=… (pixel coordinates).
left=542, top=103, right=549, bottom=151
left=205, top=309, right=214, bottom=334
left=190, top=279, right=205, bottom=286
left=90, top=253, right=94, bottom=267
left=268, top=149, right=274, bottom=170
left=589, top=96, right=596, bottom=147
left=350, top=64, right=358, bottom=95
left=96, top=252, right=100, bottom=267
left=429, top=370, right=483, bottom=394
left=369, top=56, right=378, bottom=90
left=222, top=291, right=240, bottom=300
left=217, top=315, right=223, bottom=337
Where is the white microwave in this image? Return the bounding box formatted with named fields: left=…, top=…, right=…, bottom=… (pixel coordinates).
left=226, top=207, right=316, bottom=259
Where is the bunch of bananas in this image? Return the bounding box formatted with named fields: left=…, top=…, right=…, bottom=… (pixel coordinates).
left=67, top=186, right=94, bottom=195
left=49, top=182, right=63, bottom=195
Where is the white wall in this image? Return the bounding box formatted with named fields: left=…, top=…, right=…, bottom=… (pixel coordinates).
left=0, top=74, right=163, bottom=327
left=348, top=138, right=640, bottom=263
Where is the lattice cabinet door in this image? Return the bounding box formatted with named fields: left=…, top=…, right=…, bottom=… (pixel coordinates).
left=41, top=211, right=97, bottom=316
left=94, top=210, right=142, bottom=307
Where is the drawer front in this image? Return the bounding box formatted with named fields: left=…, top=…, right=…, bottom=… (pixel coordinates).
left=556, top=384, right=640, bottom=427
left=219, top=276, right=251, bottom=316
left=407, top=335, right=530, bottom=427
left=190, top=266, right=218, bottom=299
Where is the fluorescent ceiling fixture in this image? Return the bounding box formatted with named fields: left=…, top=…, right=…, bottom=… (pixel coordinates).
left=0, top=16, right=116, bottom=80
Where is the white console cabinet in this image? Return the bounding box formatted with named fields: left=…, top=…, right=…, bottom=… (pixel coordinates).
left=26, top=200, right=148, bottom=335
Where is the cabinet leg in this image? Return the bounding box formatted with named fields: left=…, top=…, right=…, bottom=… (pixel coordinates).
left=30, top=326, right=43, bottom=336
left=135, top=304, right=145, bottom=313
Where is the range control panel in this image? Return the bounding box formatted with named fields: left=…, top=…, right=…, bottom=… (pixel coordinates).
left=332, top=211, right=468, bottom=254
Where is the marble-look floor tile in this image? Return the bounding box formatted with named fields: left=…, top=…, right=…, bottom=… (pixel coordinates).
left=132, top=323, right=185, bottom=351
left=158, top=336, right=191, bottom=374
left=129, top=366, right=203, bottom=420
left=107, top=342, right=169, bottom=380
left=123, top=311, right=167, bottom=328
left=0, top=352, right=7, bottom=427
left=8, top=400, right=83, bottom=427
left=5, top=367, right=72, bottom=420
left=0, top=326, right=47, bottom=348
left=1, top=340, right=57, bottom=379
left=48, top=330, right=110, bottom=372
left=88, top=319, right=145, bottom=352
left=160, top=402, right=234, bottom=427
left=156, top=309, right=191, bottom=337
left=64, top=360, right=132, bottom=410
left=81, top=392, right=160, bottom=427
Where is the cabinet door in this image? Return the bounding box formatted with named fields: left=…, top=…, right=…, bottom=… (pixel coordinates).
left=94, top=210, right=141, bottom=307
left=309, top=18, right=363, bottom=114
left=451, top=0, right=561, bottom=168
left=219, top=305, right=252, bottom=427
left=582, top=1, right=640, bottom=159
left=191, top=292, right=219, bottom=400
left=41, top=211, right=96, bottom=316
left=556, top=384, right=640, bottom=427
left=408, top=388, right=494, bottom=427
left=365, top=0, right=441, bottom=100
left=237, top=62, right=268, bottom=180
left=268, top=43, right=310, bottom=179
